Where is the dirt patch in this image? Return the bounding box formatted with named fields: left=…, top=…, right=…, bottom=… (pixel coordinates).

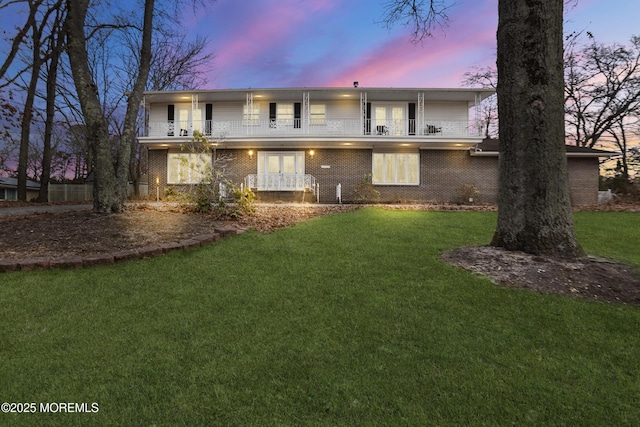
left=442, top=246, right=640, bottom=306
left=0, top=204, right=360, bottom=260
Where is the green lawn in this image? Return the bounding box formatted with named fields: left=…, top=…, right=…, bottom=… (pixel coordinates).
left=1, top=209, right=639, bottom=426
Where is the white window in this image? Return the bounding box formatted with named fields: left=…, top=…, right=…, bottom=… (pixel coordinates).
left=243, top=104, right=260, bottom=125
left=277, top=104, right=294, bottom=125
left=372, top=153, right=419, bottom=185
left=167, top=152, right=212, bottom=184
left=310, top=104, right=326, bottom=125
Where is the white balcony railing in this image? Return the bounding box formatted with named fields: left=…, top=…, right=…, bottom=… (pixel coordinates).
left=244, top=173, right=316, bottom=192
left=144, top=119, right=479, bottom=138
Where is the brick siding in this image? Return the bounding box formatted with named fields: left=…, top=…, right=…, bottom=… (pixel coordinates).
left=147, top=147, right=598, bottom=206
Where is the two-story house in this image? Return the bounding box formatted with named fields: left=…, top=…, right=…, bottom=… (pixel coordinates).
left=138, top=87, right=608, bottom=205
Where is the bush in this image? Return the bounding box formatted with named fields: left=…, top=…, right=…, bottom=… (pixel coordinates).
left=229, top=184, right=256, bottom=217
left=600, top=174, right=640, bottom=202
left=457, top=183, right=480, bottom=205
left=352, top=174, right=380, bottom=204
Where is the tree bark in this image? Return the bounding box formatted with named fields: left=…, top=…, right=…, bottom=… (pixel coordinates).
left=38, top=4, right=65, bottom=202
left=115, top=0, right=155, bottom=211
left=492, top=0, right=582, bottom=257
left=64, top=0, right=116, bottom=212
left=17, top=11, right=45, bottom=202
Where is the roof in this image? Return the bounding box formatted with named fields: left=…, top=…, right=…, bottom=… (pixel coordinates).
left=0, top=176, right=41, bottom=189
left=472, top=139, right=617, bottom=158
left=141, top=87, right=495, bottom=107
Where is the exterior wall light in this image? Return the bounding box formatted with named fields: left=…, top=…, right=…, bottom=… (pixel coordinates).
left=248, top=149, right=254, bottom=158
left=309, top=149, right=315, bottom=157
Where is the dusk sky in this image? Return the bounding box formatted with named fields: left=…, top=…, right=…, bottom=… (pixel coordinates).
left=183, top=0, right=640, bottom=89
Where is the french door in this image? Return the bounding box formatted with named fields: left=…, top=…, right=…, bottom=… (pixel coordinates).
left=373, top=105, right=405, bottom=135
left=257, top=151, right=305, bottom=190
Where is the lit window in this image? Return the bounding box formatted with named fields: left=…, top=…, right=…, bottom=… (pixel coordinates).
left=310, top=104, right=326, bottom=125
left=372, top=153, right=419, bottom=185
left=167, top=152, right=212, bottom=184
left=277, top=104, right=294, bottom=125
left=243, top=104, right=260, bottom=125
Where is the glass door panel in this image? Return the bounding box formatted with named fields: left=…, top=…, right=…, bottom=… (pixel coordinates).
left=267, top=154, right=280, bottom=173
left=375, top=106, right=388, bottom=134
left=392, top=107, right=404, bottom=135
left=282, top=155, right=296, bottom=174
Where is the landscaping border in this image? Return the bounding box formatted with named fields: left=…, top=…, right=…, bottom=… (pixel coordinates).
left=0, top=225, right=245, bottom=273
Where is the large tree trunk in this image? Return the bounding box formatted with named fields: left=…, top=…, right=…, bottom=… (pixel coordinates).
left=492, top=0, right=582, bottom=257
left=65, top=0, right=116, bottom=213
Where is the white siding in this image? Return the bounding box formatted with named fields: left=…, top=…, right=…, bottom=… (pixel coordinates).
left=211, top=102, right=244, bottom=121
left=326, top=100, right=360, bottom=120
left=424, top=102, right=468, bottom=122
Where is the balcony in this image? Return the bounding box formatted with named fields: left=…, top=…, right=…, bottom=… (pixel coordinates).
left=143, top=119, right=480, bottom=139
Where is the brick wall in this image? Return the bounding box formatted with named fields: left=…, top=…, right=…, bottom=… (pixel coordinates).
left=306, top=149, right=371, bottom=203
left=146, top=147, right=599, bottom=206
left=148, top=149, right=168, bottom=197
left=567, top=157, right=599, bottom=206
left=424, top=150, right=499, bottom=204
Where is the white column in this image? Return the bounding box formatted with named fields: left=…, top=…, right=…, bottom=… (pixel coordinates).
left=418, top=92, right=425, bottom=136
left=303, top=91, right=310, bottom=134
left=360, top=91, right=368, bottom=135
left=246, top=92, right=253, bottom=135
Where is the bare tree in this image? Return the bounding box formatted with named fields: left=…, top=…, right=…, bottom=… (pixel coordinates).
left=565, top=35, right=640, bottom=180
left=565, top=36, right=640, bottom=148
left=37, top=1, right=65, bottom=201
left=119, top=28, right=214, bottom=196
left=462, top=65, right=498, bottom=138
left=145, top=34, right=214, bottom=91
left=16, top=0, right=56, bottom=200
left=64, top=0, right=155, bottom=212
left=0, top=0, right=44, bottom=87
left=380, top=0, right=453, bottom=44
left=382, top=0, right=581, bottom=257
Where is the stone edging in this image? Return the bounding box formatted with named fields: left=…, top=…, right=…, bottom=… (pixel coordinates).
left=0, top=225, right=245, bottom=273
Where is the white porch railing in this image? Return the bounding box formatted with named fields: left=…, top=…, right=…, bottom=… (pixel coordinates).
left=145, top=119, right=479, bottom=138
left=244, top=174, right=316, bottom=193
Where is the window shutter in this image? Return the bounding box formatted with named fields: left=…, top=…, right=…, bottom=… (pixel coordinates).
left=269, top=102, right=277, bottom=128
left=167, top=104, right=175, bottom=136
left=205, top=103, right=212, bottom=135
left=365, top=102, right=372, bottom=135
left=294, top=102, right=302, bottom=128
left=408, top=103, right=416, bottom=135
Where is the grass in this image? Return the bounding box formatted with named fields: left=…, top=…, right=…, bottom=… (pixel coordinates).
left=0, top=208, right=639, bottom=426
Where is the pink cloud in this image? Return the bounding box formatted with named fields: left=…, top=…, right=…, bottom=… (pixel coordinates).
left=323, top=8, right=497, bottom=88
left=199, top=0, right=497, bottom=89
left=204, top=0, right=343, bottom=88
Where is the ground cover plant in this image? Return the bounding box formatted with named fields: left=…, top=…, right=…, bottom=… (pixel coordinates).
left=0, top=209, right=639, bottom=426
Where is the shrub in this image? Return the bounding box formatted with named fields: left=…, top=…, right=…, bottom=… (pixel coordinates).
left=457, top=183, right=480, bottom=205
left=352, top=174, right=380, bottom=204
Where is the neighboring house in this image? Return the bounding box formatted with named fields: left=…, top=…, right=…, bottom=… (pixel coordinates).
left=138, top=87, right=611, bottom=206
left=0, top=177, right=40, bottom=201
